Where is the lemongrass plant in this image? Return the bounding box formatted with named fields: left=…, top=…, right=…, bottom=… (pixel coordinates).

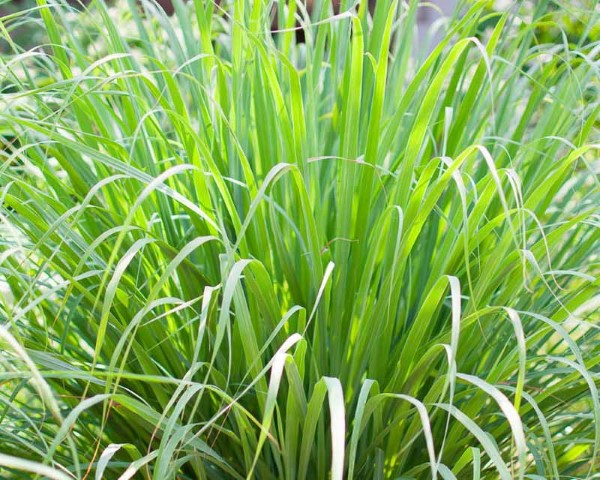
left=0, top=0, right=599, bottom=478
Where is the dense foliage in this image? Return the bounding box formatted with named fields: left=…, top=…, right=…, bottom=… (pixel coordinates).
left=0, top=0, right=599, bottom=478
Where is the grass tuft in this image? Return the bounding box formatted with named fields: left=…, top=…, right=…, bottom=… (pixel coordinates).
left=0, top=0, right=599, bottom=478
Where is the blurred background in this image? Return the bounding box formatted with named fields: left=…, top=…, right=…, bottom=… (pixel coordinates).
left=0, top=0, right=459, bottom=52
left=1, top=1, right=598, bottom=55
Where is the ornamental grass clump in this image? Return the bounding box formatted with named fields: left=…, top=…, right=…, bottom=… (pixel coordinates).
left=0, top=0, right=599, bottom=478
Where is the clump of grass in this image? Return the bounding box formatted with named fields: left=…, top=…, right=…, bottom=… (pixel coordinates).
left=0, top=0, right=599, bottom=478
